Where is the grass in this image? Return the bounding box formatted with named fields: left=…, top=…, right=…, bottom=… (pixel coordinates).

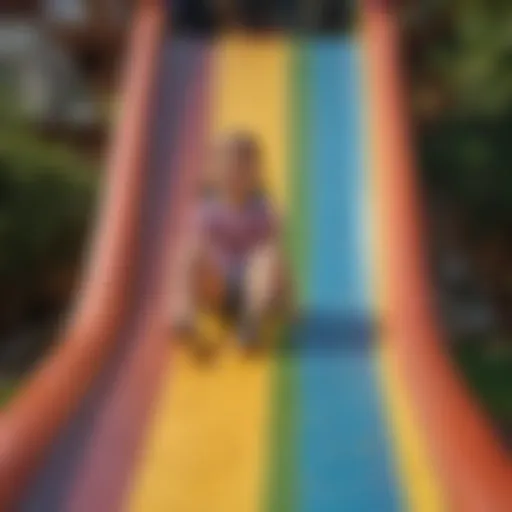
left=0, top=377, right=20, bottom=407
left=452, top=340, right=512, bottom=433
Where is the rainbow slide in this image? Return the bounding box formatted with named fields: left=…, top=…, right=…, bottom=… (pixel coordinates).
left=0, top=1, right=511, bottom=511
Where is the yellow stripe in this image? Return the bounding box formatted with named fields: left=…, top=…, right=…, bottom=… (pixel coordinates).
left=358, top=31, right=446, bottom=511
left=213, top=34, right=289, bottom=211
left=376, top=343, right=445, bottom=512
left=370, top=188, right=445, bottom=511
left=369, top=121, right=445, bottom=512
left=367, top=99, right=446, bottom=512
left=127, top=35, right=289, bottom=512
left=367, top=145, right=445, bottom=511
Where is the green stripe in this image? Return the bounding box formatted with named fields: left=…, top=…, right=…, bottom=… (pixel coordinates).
left=265, top=39, right=310, bottom=512
left=290, top=41, right=310, bottom=299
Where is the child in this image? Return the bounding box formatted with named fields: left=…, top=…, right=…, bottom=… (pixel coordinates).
left=174, top=131, right=291, bottom=345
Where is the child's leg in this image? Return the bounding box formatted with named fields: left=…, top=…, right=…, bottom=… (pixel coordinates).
left=173, top=250, right=227, bottom=334
left=241, top=242, right=286, bottom=336
left=195, top=255, right=227, bottom=311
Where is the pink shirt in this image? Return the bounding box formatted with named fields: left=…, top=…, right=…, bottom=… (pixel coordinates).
left=199, top=196, right=277, bottom=271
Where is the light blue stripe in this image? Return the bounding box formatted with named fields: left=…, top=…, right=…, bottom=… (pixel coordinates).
left=305, top=41, right=366, bottom=315
left=298, top=38, right=400, bottom=511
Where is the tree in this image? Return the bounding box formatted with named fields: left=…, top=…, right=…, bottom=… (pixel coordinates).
left=402, top=1, right=512, bottom=225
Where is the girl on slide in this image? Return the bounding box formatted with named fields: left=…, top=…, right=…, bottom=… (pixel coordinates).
left=173, top=131, right=292, bottom=348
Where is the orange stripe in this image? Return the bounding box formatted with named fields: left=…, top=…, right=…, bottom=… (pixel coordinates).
left=360, top=14, right=445, bottom=512
left=362, top=2, right=512, bottom=510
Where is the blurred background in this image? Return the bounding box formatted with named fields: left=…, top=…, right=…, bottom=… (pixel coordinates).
left=0, top=0, right=137, bottom=402
left=0, top=0, right=511, bottom=446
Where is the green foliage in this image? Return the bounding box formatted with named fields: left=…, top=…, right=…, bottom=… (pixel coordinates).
left=0, top=377, right=19, bottom=407
left=444, top=6, right=512, bottom=114
left=0, top=94, right=96, bottom=330
left=419, top=116, right=512, bottom=224
left=409, top=3, right=512, bottom=433
left=453, top=341, right=512, bottom=425
left=407, top=1, right=512, bottom=223
left=408, top=1, right=512, bottom=115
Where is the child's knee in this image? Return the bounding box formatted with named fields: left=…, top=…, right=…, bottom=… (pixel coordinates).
left=248, top=243, right=280, bottom=280
left=245, top=243, right=283, bottom=308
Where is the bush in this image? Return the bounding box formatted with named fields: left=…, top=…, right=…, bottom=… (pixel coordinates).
left=0, top=114, right=96, bottom=333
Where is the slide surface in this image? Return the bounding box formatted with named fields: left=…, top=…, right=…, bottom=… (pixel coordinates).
left=1, top=2, right=512, bottom=511
left=126, top=34, right=400, bottom=512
